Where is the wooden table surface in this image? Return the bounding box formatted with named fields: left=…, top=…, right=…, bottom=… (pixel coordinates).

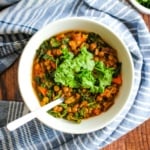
left=0, top=2, right=150, bottom=150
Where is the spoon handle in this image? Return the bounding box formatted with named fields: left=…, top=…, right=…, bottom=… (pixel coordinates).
left=7, top=98, right=63, bottom=131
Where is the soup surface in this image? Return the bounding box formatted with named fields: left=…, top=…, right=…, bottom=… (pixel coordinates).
left=32, top=31, right=122, bottom=123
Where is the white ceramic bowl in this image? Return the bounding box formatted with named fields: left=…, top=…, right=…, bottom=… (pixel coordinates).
left=129, top=0, right=150, bottom=14
left=18, top=17, right=134, bottom=134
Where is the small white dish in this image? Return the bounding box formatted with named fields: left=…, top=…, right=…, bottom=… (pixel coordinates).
left=129, top=0, right=150, bottom=15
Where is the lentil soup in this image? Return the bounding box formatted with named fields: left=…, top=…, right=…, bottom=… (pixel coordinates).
left=32, top=31, right=122, bottom=123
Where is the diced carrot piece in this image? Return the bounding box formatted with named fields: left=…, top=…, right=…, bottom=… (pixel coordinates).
left=38, top=86, right=47, bottom=96
left=112, top=74, right=122, bottom=85
left=92, top=108, right=101, bottom=115
left=69, top=40, right=77, bottom=50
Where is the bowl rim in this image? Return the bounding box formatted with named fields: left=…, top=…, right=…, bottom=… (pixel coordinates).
left=129, top=0, right=150, bottom=14
left=18, top=17, right=134, bottom=134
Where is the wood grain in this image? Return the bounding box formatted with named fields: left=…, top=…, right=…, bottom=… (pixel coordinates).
left=0, top=2, right=150, bottom=150
left=0, top=58, right=22, bottom=101
left=102, top=119, right=150, bottom=150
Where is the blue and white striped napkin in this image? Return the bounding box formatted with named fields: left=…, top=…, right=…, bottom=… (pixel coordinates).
left=0, top=0, right=150, bottom=149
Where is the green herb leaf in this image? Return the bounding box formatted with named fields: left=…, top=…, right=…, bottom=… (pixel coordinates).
left=54, top=46, right=116, bottom=93
left=43, top=54, right=55, bottom=61
left=54, top=46, right=95, bottom=88
left=93, top=61, right=115, bottom=93
left=76, top=69, right=95, bottom=88
left=50, top=37, right=61, bottom=48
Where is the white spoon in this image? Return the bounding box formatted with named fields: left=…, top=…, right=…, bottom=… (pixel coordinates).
left=7, top=97, right=64, bottom=131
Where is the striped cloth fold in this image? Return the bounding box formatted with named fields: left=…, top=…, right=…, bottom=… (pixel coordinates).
left=0, top=0, right=150, bottom=149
